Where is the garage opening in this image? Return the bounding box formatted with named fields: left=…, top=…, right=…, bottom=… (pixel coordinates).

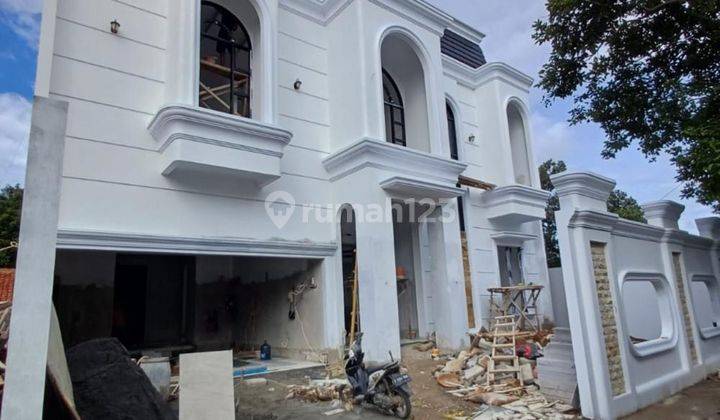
left=53, top=250, right=330, bottom=373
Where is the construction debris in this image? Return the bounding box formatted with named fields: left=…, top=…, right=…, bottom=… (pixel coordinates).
left=0, top=302, right=11, bottom=409
left=430, top=315, right=578, bottom=419
left=285, top=378, right=351, bottom=405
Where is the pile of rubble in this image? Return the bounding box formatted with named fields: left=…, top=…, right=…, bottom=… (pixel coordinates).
left=424, top=330, right=578, bottom=419
left=285, top=378, right=350, bottom=403
left=0, top=302, right=11, bottom=405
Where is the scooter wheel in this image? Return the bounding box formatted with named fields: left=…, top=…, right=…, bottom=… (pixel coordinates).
left=391, top=389, right=411, bottom=419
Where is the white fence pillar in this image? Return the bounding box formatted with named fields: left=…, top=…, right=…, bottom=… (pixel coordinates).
left=551, top=171, right=720, bottom=419
left=642, top=200, right=685, bottom=230
left=551, top=171, right=622, bottom=419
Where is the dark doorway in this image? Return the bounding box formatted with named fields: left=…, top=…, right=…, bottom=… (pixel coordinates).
left=112, top=264, right=148, bottom=347
left=340, top=206, right=358, bottom=345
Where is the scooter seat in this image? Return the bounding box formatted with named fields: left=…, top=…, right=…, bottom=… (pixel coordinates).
left=365, top=362, right=386, bottom=374
left=365, top=360, right=398, bottom=374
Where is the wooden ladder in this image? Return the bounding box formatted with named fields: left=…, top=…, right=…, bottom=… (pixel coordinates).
left=486, top=315, right=523, bottom=388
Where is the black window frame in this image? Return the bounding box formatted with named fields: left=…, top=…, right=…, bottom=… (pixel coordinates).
left=382, top=69, right=406, bottom=147
left=447, top=101, right=465, bottom=231
left=199, top=1, right=252, bottom=117
left=446, top=102, right=459, bottom=160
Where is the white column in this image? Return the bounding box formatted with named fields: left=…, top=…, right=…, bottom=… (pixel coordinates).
left=322, top=252, right=345, bottom=358
left=428, top=202, right=469, bottom=349
left=355, top=214, right=401, bottom=362
left=1, top=97, right=68, bottom=419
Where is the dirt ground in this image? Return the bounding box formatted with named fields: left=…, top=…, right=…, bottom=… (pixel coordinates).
left=234, top=346, right=483, bottom=419
left=400, top=346, right=484, bottom=419
left=623, top=376, right=720, bottom=420
left=234, top=347, right=720, bottom=420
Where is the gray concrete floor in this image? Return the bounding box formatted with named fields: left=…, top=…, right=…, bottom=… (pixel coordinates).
left=234, top=368, right=389, bottom=420
left=623, top=377, right=720, bottom=420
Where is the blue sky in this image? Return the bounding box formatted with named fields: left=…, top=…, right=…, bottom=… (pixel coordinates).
left=0, top=0, right=714, bottom=231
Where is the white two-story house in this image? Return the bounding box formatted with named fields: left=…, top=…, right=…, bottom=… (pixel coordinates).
left=37, top=0, right=552, bottom=362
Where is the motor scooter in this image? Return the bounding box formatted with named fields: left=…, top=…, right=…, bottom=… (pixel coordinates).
left=344, top=333, right=412, bottom=419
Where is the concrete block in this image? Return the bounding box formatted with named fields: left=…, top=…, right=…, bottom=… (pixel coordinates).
left=180, top=350, right=234, bottom=420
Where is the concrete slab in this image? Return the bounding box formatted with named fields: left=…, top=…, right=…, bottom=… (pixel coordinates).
left=234, top=357, right=324, bottom=378
left=180, top=350, right=235, bottom=420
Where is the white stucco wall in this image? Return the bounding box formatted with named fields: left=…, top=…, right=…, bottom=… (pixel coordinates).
left=43, top=0, right=552, bottom=359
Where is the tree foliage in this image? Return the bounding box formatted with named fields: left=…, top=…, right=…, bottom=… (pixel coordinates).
left=607, top=189, right=647, bottom=223
left=539, top=160, right=567, bottom=268
left=0, top=185, right=22, bottom=268
left=539, top=160, right=645, bottom=267
left=533, top=0, right=720, bottom=212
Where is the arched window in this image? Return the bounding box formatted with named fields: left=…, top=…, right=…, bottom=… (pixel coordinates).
left=446, top=102, right=459, bottom=160
left=199, top=1, right=252, bottom=117
left=383, top=69, right=406, bottom=146
left=446, top=101, right=465, bottom=231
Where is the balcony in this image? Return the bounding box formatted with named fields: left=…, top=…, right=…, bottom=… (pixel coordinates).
left=322, top=138, right=467, bottom=199
left=480, top=184, right=550, bottom=225
left=148, top=105, right=292, bottom=186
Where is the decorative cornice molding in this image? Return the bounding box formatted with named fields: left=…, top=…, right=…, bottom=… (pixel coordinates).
left=279, top=0, right=353, bottom=25
left=614, top=218, right=665, bottom=242
left=641, top=200, right=685, bottom=230
left=57, top=229, right=337, bottom=258
left=322, top=137, right=467, bottom=183
left=379, top=176, right=464, bottom=200
left=148, top=104, right=292, bottom=183
left=159, top=133, right=283, bottom=157
left=148, top=104, right=292, bottom=151
left=568, top=209, right=715, bottom=249
left=568, top=210, right=619, bottom=232
left=490, top=231, right=537, bottom=247
left=279, top=0, right=468, bottom=35
left=481, top=185, right=550, bottom=208
left=442, top=57, right=533, bottom=91
left=551, top=171, right=616, bottom=202
left=367, top=0, right=452, bottom=36
left=480, top=184, right=550, bottom=225
left=696, top=217, right=720, bottom=241
left=678, top=231, right=714, bottom=250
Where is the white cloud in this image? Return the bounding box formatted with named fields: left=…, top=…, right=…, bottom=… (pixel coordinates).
left=0, top=93, right=32, bottom=187
left=0, top=0, right=42, bottom=14
left=0, top=0, right=41, bottom=49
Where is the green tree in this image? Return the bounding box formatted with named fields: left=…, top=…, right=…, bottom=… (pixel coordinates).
left=0, top=185, right=23, bottom=268
left=533, top=0, right=720, bottom=212
left=539, top=160, right=646, bottom=267
left=607, top=189, right=646, bottom=223
left=539, top=159, right=567, bottom=267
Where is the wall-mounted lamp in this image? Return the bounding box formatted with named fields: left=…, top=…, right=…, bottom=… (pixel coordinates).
left=293, top=79, right=302, bottom=90
left=110, top=20, right=120, bottom=34
left=468, top=134, right=476, bottom=143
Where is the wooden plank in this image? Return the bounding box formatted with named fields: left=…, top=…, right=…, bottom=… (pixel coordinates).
left=458, top=175, right=496, bottom=191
